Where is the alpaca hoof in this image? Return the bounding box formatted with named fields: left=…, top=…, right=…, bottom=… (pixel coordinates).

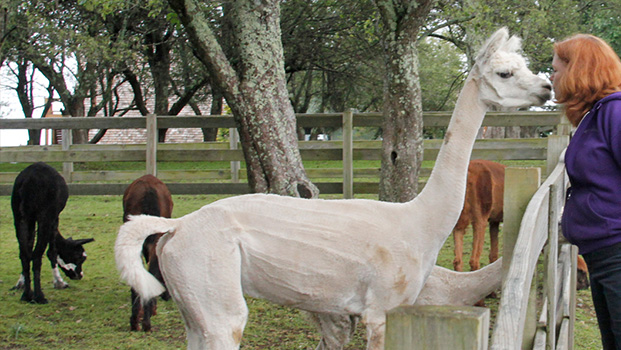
left=32, top=295, right=49, bottom=304
left=54, top=281, right=69, bottom=289
left=21, top=293, right=33, bottom=303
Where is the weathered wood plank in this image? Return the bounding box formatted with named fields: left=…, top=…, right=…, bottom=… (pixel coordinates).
left=343, top=110, right=354, bottom=199
left=0, top=111, right=563, bottom=130
left=0, top=181, right=383, bottom=196
left=155, top=149, right=244, bottom=161
left=385, top=305, right=490, bottom=350
left=0, top=168, right=389, bottom=184
left=146, top=114, right=157, bottom=176
left=0, top=149, right=147, bottom=162
left=0, top=116, right=147, bottom=129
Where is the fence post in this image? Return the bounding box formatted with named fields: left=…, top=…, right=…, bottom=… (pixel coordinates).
left=502, top=167, right=541, bottom=349
left=568, top=245, right=578, bottom=350
left=343, top=109, right=353, bottom=199
left=556, top=114, right=572, bottom=137
left=61, top=129, right=73, bottom=182
left=545, top=182, right=560, bottom=350
left=546, top=135, right=569, bottom=176
left=385, top=305, right=489, bottom=350
left=230, top=127, right=240, bottom=183
left=146, top=114, right=157, bottom=176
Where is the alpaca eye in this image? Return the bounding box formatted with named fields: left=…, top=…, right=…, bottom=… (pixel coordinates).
left=497, top=72, right=513, bottom=79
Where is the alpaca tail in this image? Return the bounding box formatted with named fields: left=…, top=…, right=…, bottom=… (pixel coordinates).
left=115, top=215, right=176, bottom=303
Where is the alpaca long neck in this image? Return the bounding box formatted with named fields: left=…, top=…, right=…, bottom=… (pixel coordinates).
left=415, top=76, right=488, bottom=231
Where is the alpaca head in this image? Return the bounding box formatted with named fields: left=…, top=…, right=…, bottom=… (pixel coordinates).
left=474, top=27, right=551, bottom=109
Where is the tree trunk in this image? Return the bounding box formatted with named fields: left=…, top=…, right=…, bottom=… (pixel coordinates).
left=168, top=0, right=318, bottom=198
left=64, top=98, right=88, bottom=144
left=201, top=88, right=222, bottom=142
left=145, top=31, right=172, bottom=143
left=375, top=0, right=434, bottom=203
left=14, top=60, right=41, bottom=145
left=378, top=39, right=424, bottom=202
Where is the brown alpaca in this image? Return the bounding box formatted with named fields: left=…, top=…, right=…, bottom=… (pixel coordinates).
left=452, top=159, right=506, bottom=272
left=577, top=255, right=590, bottom=290
left=122, top=175, right=173, bottom=332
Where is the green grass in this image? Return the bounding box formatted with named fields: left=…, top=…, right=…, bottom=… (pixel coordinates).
left=0, top=193, right=601, bottom=349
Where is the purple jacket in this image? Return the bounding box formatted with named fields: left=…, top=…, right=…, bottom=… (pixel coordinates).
left=561, top=91, right=621, bottom=254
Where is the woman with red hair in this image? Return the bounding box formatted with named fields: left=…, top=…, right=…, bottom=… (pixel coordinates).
left=553, top=34, right=621, bottom=350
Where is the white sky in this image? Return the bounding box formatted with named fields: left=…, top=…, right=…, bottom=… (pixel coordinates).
left=0, top=65, right=56, bottom=147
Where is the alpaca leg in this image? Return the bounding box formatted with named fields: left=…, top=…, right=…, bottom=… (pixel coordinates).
left=159, top=245, right=248, bottom=349
left=363, top=310, right=386, bottom=350
left=452, top=228, right=466, bottom=271
left=310, top=312, right=358, bottom=350
left=14, top=217, right=35, bottom=300
left=142, top=297, right=156, bottom=332
left=469, top=219, right=487, bottom=272
left=130, top=288, right=142, bottom=331
left=489, top=221, right=500, bottom=264
left=31, top=222, right=53, bottom=304
left=177, top=286, right=247, bottom=350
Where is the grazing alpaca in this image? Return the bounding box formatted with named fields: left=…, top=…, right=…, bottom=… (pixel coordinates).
left=122, top=175, right=173, bottom=332
left=452, top=159, right=506, bottom=272
left=115, top=28, right=551, bottom=350
left=11, top=162, right=94, bottom=304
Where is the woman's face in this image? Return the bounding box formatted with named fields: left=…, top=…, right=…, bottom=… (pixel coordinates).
left=551, top=53, right=568, bottom=99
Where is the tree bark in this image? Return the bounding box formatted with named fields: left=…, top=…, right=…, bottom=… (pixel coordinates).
left=201, top=87, right=222, bottom=142
left=14, top=60, right=40, bottom=145
left=375, top=0, right=434, bottom=203
left=168, top=0, right=318, bottom=198
left=144, top=29, right=173, bottom=143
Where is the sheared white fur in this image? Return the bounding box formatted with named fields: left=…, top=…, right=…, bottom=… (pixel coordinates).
left=115, top=28, right=550, bottom=350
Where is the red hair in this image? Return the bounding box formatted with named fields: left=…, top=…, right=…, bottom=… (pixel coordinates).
left=554, top=34, right=621, bottom=126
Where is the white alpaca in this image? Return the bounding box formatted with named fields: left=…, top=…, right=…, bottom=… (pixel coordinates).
left=115, top=28, right=550, bottom=350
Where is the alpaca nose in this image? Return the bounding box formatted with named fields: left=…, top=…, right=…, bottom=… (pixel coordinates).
left=543, top=83, right=552, bottom=91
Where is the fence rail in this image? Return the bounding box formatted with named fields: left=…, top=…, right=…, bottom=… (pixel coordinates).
left=0, top=111, right=568, bottom=197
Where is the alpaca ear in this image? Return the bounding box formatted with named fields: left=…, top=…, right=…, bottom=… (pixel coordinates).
left=475, top=27, right=509, bottom=64
left=74, top=238, right=95, bottom=246
left=504, top=35, right=523, bottom=53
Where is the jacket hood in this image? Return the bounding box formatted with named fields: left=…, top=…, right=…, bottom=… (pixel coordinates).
left=595, top=91, right=621, bottom=108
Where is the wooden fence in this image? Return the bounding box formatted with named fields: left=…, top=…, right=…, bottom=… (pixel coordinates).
left=0, top=111, right=568, bottom=197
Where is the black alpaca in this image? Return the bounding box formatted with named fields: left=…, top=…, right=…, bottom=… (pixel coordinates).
left=11, top=162, right=94, bottom=304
